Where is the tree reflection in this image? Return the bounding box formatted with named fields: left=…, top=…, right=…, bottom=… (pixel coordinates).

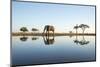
left=73, top=35, right=78, bottom=44
left=73, top=35, right=89, bottom=45
left=43, top=35, right=55, bottom=45
left=20, top=36, right=28, bottom=42
left=32, top=37, right=38, bottom=40
left=78, top=36, right=89, bottom=45
left=69, top=35, right=73, bottom=38
left=74, top=40, right=79, bottom=44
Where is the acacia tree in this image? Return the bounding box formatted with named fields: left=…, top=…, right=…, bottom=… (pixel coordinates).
left=79, top=24, right=89, bottom=34
left=32, top=28, right=38, bottom=33
left=20, top=27, right=28, bottom=32
left=73, top=24, right=79, bottom=34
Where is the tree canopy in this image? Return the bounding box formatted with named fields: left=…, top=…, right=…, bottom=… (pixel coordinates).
left=20, top=27, right=28, bottom=32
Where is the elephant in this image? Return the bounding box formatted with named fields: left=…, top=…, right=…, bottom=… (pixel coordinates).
left=43, top=25, right=55, bottom=36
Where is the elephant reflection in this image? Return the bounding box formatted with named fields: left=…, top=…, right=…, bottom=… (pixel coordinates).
left=43, top=36, right=55, bottom=45
left=20, top=36, right=28, bottom=42
left=73, top=35, right=89, bottom=45
left=43, top=25, right=55, bottom=36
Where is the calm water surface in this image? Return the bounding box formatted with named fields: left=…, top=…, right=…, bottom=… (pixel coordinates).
left=12, top=36, right=96, bottom=66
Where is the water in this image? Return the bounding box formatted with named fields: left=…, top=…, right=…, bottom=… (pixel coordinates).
left=11, top=36, right=96, bottom=66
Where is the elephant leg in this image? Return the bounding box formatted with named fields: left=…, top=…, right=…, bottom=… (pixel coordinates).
left=48, top=31, right=49, bottom=36
left=46, top=31, right=47, bottom=36
left=43, top=27, right=46, bottom=36
left=53, top=31, right=54, bottom=36
left=43, top=30, right=44, bottom=36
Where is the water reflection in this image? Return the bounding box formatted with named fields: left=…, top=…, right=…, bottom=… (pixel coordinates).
left=20, top=36, right=39, bottom=42
left=32, top=37, right=38, bottom=40
left=19, top=35, right=90, bottom=45
left=73, top=35, right=90, bottom=45
left=43, top=35, right=55, bottom=45
left=20, top=36, right=28, bottom=42
left=12, top=36, right=95, bottom=66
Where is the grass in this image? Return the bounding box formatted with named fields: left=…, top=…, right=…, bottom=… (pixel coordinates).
left=12, top=32, right=96, bottom=36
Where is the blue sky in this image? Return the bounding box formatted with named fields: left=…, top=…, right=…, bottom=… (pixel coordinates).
left=12, top=1, right=95, bottom=33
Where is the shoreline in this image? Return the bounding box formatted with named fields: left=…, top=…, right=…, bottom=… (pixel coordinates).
left=12, top=32, right=96, bottom=36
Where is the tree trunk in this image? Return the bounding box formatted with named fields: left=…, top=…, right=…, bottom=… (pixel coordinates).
left=82, top=29, right=85, bottom=34
left=76, top=29, right=78, bottom=34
